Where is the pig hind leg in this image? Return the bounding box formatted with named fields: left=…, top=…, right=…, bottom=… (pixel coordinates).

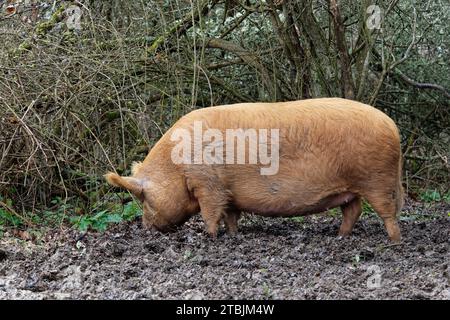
left=339, top=196, right=362, bottom=237
left=364, top=191, right=401, bottom=242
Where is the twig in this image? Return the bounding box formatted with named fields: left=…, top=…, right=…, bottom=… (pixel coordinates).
left=395, top=70, right=450, bottom=99
left=388, top=8, right=417, bottom=72
left=205, top=37, right=280, bottom=99
left=0, top=200, right=34, bottom=227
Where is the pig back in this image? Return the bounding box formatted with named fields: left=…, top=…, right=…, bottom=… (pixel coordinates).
left=152, top=98, right=402, bottom=215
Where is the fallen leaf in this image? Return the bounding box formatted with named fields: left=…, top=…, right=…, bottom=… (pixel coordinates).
left=6, top=5, right=17, bottom=15
left=19, top=230, right=32, bottom=241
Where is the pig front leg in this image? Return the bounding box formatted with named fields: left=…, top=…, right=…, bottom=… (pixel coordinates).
left=191, top=185, right=229, bottom=238
left=223, top=211, right=241, bottom=235
left=197, top=196, right=226, bottom=238
left=186, top=168, right=231, bottom=238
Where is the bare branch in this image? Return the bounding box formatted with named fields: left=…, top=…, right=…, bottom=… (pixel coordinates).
left=205, top=37, right=281, bottom=100
left=329, top=0, right=355, bottom=99
left=389, top=8, right=417, bottom=71
left=395, top=69, right=450, bottom=99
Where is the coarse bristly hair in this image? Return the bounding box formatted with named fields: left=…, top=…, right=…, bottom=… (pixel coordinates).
left=105, top=98, right=404, bottom=241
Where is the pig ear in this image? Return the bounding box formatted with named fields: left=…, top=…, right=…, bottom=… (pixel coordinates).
left=104, top=172, right=145, bottom=201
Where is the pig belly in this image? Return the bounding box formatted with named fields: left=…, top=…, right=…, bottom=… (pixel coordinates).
left=233, top=191, right=356, bottom=217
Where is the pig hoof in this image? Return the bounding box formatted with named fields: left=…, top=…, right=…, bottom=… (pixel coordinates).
left=389, top=236, right=402, bottom=244
left=205, top=224, right=219, bottom=239
left=338, top=230, right=351, bottom=238
left=207, top=230, right=218, bottom=240
left=224, top=232, right=238, bottom=239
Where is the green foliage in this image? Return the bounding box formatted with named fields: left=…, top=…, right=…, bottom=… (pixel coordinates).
left=0, top=194, right=141, bottom=234
left=183, top=249, right=194, bottom=260
left=327, top=208, right=341, bottom=217
left=420, top=189, right=450, bottom=203
left=262, top=282, right=272, bottom=299
left=289, top=216, right=305, bottom=223
left=70, top=210, right=114, bottom=232
left=0, top=198, right=23, bottom=228
left=35, top=5, right=66, bottom=37
left=0, top=196, right=73, bottom=230
left=70, top=201, right=142, bottom=232
left=121, top=200, right=142, bottom=221
left=362, top=200, right=375, bottom=216
left=351, top=254, right=361, bottom=266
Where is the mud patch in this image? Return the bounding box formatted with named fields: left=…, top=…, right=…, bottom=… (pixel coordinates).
left=0, top=201, right=449, bottom=299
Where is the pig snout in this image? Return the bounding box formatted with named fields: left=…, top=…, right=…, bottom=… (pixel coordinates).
left=142, top=205, right=191, bottom=232
left=142, top=212, right=171, bottom=232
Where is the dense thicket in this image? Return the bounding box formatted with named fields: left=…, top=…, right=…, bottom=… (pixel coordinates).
left=0, top=0, right=449, bottom=219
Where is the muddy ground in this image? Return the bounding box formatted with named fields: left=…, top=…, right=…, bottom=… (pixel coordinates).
left=0, top=200, right=449, bottom=300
